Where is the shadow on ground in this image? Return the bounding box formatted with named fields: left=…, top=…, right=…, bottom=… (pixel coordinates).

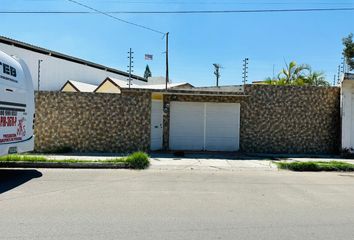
left=0, top=169, right=42, bottom=194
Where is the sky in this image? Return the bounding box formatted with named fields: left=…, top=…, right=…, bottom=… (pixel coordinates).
left=1, top=0, right=354, bottom=86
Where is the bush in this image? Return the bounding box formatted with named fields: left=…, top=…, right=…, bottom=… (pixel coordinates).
left=125, top=152, right=150, bottom=169
left=277, top=161, right=319, bottom=171
left=277, top=161, right=354, bottom=172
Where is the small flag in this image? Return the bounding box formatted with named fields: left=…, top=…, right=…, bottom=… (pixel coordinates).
left=145, top=54, right=153, bottom=60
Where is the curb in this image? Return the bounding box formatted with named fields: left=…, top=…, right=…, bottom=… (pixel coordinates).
left=0, top=161, right=129, bottom=169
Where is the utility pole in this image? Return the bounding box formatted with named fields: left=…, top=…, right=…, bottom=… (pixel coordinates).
left=213, top=64, right=221, bottom=87
left=165, top=32, right=169, bottom=91
left=337, top=65, right=341, bottom=84
left=37, top=59, right=43, bottom=93
left=127, top=48, right=134, bottom=89
left=333, top=74, right=336, bottom=86
left=242, top=58, right=249, bottom=85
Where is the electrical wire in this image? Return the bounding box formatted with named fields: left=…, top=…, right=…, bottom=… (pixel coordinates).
left=66, top=0, right=165, bottom=35
left=2, top=7, right=354, bottom=14
left=21, top=0, right=354, bottom=4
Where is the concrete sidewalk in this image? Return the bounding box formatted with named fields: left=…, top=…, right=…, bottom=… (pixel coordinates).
left=29, top=154, right=275, bottom=171
left=28, top=152, right=354, bottom=171
left=26, top=153, right=354, bottom=171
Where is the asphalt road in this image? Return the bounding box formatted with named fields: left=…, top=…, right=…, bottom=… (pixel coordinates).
left=1, top=168, right=354, bottom=240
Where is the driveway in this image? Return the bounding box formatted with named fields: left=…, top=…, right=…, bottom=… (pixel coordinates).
left=149, top=154, right=276, bottom=171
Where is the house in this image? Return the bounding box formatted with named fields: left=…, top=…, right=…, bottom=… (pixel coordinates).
left=61, top=80, right=98, bottom=92
left=341, top=73, right=354, bottom=150
left=0, top=36, right=147, bottom=91
left=94, top=77, right=193, bottom=94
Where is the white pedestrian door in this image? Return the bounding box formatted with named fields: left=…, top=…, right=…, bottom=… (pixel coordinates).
left=151, top=100, right=163, bottom=150
left=169, top=102, right=240, bottom=151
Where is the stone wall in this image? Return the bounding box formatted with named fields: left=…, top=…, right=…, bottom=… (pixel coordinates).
left=35, top=91, right=151, bottom=153
left=241, top=85, right=340, bottom=154
left=163, top=85, right=340, bottom=154
left=35, top=85, right=341, bottom=154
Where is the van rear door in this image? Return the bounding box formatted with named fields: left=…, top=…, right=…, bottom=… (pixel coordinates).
left=0, top=50, right=34, bottom=155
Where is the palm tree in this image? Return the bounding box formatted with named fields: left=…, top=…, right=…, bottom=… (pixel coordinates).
left=306, top=71, right=330, bottom=86
left=264, top=61, right=330, bottom=86
left=264, top=77, right=277, bottom=85
left=277, top=61, right=311, bottom=85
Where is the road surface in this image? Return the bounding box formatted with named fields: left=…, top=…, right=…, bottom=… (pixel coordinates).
left=1, top=168, right=354, bottom=240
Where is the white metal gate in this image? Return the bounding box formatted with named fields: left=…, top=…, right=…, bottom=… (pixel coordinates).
left=169, top=102, right=240, bottom=151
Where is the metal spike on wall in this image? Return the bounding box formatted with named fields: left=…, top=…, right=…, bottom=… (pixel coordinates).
left=242, top=58, right=249, bottom=85
left=341, top=56, right=346, bottom=74
left=37, top=59, right=43, bottom=93
left=337, top=65, right=341, bottom=84
left=127, top=48, right=134, bottom=88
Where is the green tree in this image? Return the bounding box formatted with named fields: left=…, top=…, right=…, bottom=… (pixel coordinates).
left=343, top=33, right=354, bottom=71
left=264, top=61, right=329, bottom=86
left=306, top=71, right=330, bottom=87
left=277, top=61, right=310, bottom=85
left=144, top=64, right=152, bottom=79
left=263, top=77, right=287, bottom=85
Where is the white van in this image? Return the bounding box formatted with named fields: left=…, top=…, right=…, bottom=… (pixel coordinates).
left=0, top=50, right=35, bottom=156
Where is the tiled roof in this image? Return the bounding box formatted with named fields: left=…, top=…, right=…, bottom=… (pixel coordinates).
left=67, top=80, right=98, bottom=92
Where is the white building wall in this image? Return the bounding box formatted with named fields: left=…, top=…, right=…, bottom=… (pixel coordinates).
left=0, top=43, right=146, bottom=91
left=148, top=76, right=167, bottom=85
left=341, top=79, right=354, bottom=149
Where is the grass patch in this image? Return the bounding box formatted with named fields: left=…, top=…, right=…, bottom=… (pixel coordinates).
left=125, top=152, right=150, bottom=169
left=0, top=155, right=48, bottom=162
left=276, top=161, right=354, bottom=172
left=0, top=154, right=125, bottom=164
left=0, top=152, right=150, bottom=169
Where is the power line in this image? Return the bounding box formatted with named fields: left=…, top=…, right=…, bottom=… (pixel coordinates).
left=107, top=7, right=354, bottom=13
left=2, top=7, right=354, bottom=14
left=22, top=0, right=354, bottom=4
left=65, top=0, right=170, bottom=90
left=66, top=0, right=164, bottom=34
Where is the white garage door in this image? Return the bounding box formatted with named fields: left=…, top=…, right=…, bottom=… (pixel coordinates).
left=170, top=102, right=205, bottom=150
left=169, top=102, right=240, bottom=151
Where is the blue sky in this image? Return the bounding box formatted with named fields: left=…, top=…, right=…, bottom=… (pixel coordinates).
left=2, top=0, right=354, bottom=86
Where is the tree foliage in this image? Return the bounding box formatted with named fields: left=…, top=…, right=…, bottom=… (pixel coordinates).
left=144, top=64, right=152, bottom=79
left=306, top=71, right=330, bottom=87
left=265, top=61, right=330, bottom=87
left=343, top=33, right=354, bottom=71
